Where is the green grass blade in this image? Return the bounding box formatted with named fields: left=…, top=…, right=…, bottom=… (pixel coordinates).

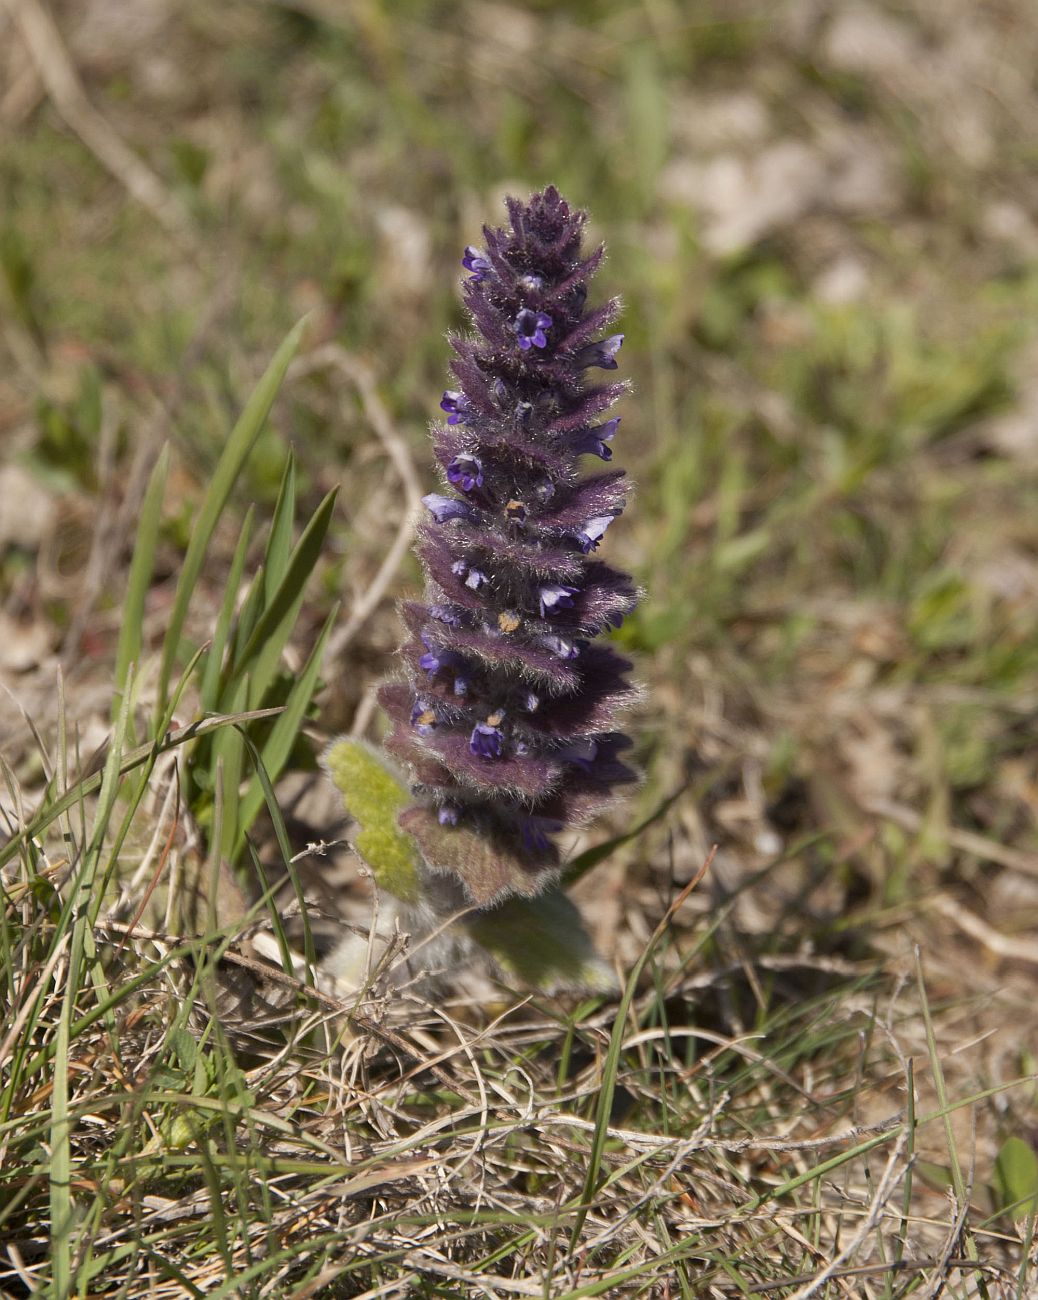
left=50, top=666, right=134, bottom=1294
left=243, top=837, right=298, bottom=981
left=223, top=486, right=338, bottom=708
left=213, top=676, right=249, bottom=861
left=199, top=506, right=255, bottom=714
left=915, top=947, right=981, bottom=1269
left=114, top=443, right=169, bottom=714
left=158, top=317, right=307, bottom=706
left=263, top=449, right=297, bottom=599
left=235, top=602, right=339, bottom=845
left=227, top=561, right=267, bottom=670
left=893, top=1057, right=915, bottom=1276
left=239, top=731, right=316, bottom=976
left=49, top=977, right=73, bottom=1298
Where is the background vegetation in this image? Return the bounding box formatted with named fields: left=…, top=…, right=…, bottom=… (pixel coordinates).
left=2, top=0, right=1037, bottom=1294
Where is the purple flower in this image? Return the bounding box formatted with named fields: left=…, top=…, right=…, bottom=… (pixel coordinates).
left=440, top=390, right=471, bottom=425
left=446, top=454, right=484, bottom=492
left=470, top=710, right=506, bottom=759
left=518, top=814, right=565, bottom=856
left=514, top=308, right=553, bottom=351
left=571, top=418, right=619, bottom=461
left=423, top=493, right=474, bottom=525
left=540, top=634, right=581, bottom=660
left=419, top=632, right=461, bottom=676
left=451, top=559, right=487, bottom=590
left=410, top=699, right=438, bottom=735
left=538, top=583, right=579, bottom=618
left=453, top=674, right=470, bottom=696
left=576, top=334, right=623, bottom=370
left=518, top=272, right=545, bottom=294
left=462, top=246, right=492, bottom=282
left=438, top=803, right=460, bottom=826
left=428, top=603, right=465, bottom=626
left=574, top=514, right=616, bottom=553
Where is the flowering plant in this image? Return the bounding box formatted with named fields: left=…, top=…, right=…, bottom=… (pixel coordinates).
left=327, top=187, right=637, bottom=989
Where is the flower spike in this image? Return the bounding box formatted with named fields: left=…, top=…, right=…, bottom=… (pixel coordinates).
left=380, top=187, right=638, bottom=904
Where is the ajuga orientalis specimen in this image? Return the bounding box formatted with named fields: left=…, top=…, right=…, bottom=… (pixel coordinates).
left=378, top=187, right=639, bottom=906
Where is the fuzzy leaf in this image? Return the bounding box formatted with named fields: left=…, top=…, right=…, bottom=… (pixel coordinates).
left=994, top=1135, right=1038, bottom=1222
left=466, top=889, right=617, bottom=993
left=323, top=739, right=422, bottom=904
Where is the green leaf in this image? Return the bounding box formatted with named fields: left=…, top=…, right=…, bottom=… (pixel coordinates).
left=114, top=443, right=170, bottom=715
left=235, top=602, right=339, bottom=847
left=158, top=316, right=308, bottom=705
left=199, top=507, right=254, bottom=714
left=322, top=739, right=422, bottom=904
left=213, top=676, right=249, bottom=860
left=169, top=1026, right=197, bottom=1073
left=225, top=486, right=338, bottom=709
left=263, top=451, right=297, bottom=601
left=466, top=890, right=617, bottom=994
left=994, top=1135, right=1038, bottom=1222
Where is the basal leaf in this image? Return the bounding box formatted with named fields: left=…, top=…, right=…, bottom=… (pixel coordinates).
left=466, top=889, right=617, bottom=994
left=323, top=739, right=421, bottom=904
left=994, top=1135, right=1038, bottom=1222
